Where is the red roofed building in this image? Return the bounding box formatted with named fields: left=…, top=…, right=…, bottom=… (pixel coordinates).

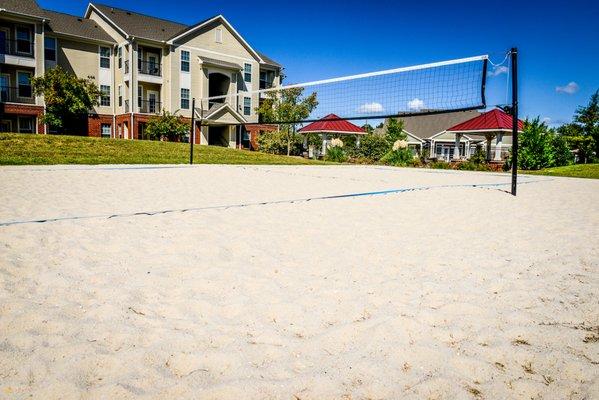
left=298, top=114, right=366, bottom=156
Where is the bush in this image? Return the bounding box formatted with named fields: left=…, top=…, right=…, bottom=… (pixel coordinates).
left=458, top=161, right=491, bottom=171
left=429, top=161, right=451, bottom=169
left=146, top=110, right=189, bottom=141
left=380, top=147, right=413, bottom=166
left=354, top=133, right=389, bottom=161
left=325, top=146, right=347, bottom=162
left=257, top=130, right=303, bottom=155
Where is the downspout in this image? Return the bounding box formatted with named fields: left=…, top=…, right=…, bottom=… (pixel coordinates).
left=129, top=37, right=134, bottom=139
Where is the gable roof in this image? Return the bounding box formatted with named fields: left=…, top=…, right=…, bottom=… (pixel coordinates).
left=446, top=108, right=524, bottom=133
left=258, top=51, right=281, bottom=68
left=43, top=9, right=115, bottom=43
left=87, top=3, right=186, bottom=41
left=0, top=0, right=46, bottom=19
left=382, top=110, right=480, bottom=140
left=299, top=114, right=366, bottom=135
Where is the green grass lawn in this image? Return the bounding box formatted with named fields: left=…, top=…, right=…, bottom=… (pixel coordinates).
left=0, top=133, right=328, bottom=166
left=522, top=164, right=599, bottom=179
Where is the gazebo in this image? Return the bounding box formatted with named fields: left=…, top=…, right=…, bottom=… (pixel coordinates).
left=445, top=108, right=523, bottom=161
left=298, top=114, right=366, bottom=156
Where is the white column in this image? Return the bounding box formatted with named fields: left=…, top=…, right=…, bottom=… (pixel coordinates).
left=356, top=135, right=361, bottom=148
left=453, top=133, right=462, bottom=160
left=322, top=134, right=327, bottom=156
left=486, top=135, right=493, bottom=162
left=303, top=134, right=308, bottom=149
left=494, top=132, right=503, bottom=161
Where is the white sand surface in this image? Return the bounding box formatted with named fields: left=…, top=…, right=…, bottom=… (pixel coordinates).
left=0, top=165, right=597, bottom=399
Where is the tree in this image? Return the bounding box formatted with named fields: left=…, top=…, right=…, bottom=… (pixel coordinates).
left=145, top=110, right=189, bottom=141
left=511, top=118, right=573, bottom=170
left=31, top=66, right=100, bottom=129
left=573, top=89, right=599, bottom=161
left=385, top=118, right=407, bottom=145
left=256, top=87, right=318, bottom=155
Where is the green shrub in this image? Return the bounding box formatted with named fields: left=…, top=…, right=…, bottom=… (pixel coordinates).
left=458, top=161, right=491, bottom=171
left=429, top=161, right=451, bottom=169
left=257, top=130, right=303, bottom=155
left=325, top=146, right=347, bottom=162
left=354, top=134, right=389, bottom=161
left=380, top=148, right=413, bottom=166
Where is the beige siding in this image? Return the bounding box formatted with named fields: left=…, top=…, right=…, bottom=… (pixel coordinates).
left=57, top=38, right=113, bottom=115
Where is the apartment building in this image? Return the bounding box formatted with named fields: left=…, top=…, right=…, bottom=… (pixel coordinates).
left=0, top=0, right=282, bottom=147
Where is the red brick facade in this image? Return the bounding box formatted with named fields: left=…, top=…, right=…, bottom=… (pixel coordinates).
left=87, top=114, right=114, bottom=137
left=244, top=124, right=278, bottom=150
left=1, top=104, right=45, bottom=134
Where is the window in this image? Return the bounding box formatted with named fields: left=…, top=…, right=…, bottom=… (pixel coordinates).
left=44, top=37, right=56, bottom=61
left=99, top=46, right=110, bottom=69
left=18, top=117, right=34, bottom=133
left=181, top=88, right=190, bottom=109
left=244, top=63, right=252, bottom=83
left=100, top=85, right=110, bottom=106
left=16, top=27, right=32, bottom=54
left=118, top=85, right=122, bottom=107
left=17, top=71, right=32, bottom=98
left=101, top=123, right=111, bottom=138
left=181, top=50, right=190, bottom=72
left=215, top=28, right=222, bottom=43
left=243, top=97, right=251, bottom=116
left=138, top=85, right=143, bottom=108
left=118, top=46, right=122, bottom=69
left=260, top=70, right=274, bottom=90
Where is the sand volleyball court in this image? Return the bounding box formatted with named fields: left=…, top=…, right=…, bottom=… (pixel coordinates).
left=0, top=165, right=597, bottom=399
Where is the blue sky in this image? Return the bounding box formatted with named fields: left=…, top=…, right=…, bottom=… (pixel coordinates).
left=39, top=0, right=599, bottom=126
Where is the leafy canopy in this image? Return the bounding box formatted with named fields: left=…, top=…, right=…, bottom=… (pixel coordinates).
left=145, top=110, right=190, bottom=141
left=31, top=66, right=100, bottom=128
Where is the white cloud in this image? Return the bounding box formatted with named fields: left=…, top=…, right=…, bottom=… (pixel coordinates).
left=556, top=82, right=579, bottom=94
left=489, top=66, right=508, bottom=77
left=542, top=117, right=551, bottom=124
left=358, top=102, right=384, bottom=113
left=407, top=98, right=425, bottom=111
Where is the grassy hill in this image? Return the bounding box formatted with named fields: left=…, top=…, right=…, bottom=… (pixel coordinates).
left=0, top=133, right=327, bottom=166
left=523, top=164, right=599, bottom=179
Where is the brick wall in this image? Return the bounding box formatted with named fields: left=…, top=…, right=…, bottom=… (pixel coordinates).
left=87, top=114, right=114, bottom=137
left=1, top=104, right=45, bottom=134
left=244, top=124, right=278, bottom=150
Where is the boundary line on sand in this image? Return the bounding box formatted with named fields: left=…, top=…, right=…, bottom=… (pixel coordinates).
left=0, top=179, right=551, bottom=228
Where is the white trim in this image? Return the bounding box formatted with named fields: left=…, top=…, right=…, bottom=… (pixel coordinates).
left=204, top=55, right=488, bottom=101
left=17, top=116, right=34, bottom=133
left=167, top=15, right=264, bottom=63
left=15, top=70, right=33, bottom=99
left=402, top=129, right=425, bottom=143
left=428, top=130, right=479, bottom=141
left=446, top=128, right=522, bottom=134
left=202, top=103, right=247, bottom=123
left=85, top=4, right=129, bottom=38
left=299, top=130, right=368, bottom=135
left=177, top=44, right=256, bottom=63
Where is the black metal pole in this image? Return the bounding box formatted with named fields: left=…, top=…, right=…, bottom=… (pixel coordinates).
left=190, top=98, right=196, bottom=165
left=510, top=48, right=518, bottom=196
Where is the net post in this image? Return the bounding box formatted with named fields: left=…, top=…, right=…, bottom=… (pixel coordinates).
left=190, top=98, right=196, bottom=165
left=510, top=48, right=518, bottom=196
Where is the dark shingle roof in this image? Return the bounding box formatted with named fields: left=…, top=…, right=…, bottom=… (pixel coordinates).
left=90, top=3, right=186, bottom=41
left=0, top=0, right=45, bottom=18
left=381, top=110, right=481, bottom=139
left=258, top=51, right=281, bottom=68
left=43, top=9, right=115, bottom=43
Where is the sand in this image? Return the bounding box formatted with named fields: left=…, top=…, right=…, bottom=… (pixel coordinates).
left=0, top=164, right=597, bottom=399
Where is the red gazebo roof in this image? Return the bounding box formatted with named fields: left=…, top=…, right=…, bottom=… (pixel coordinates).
left=446, top=109, right=523, bottom=134
left=298, top=114, right=366, bottom=135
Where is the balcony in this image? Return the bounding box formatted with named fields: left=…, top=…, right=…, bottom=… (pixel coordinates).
left=0, top=39, right=36, bottom=67
left=0, top=86, right=35, bottom=104
left=138, top=99, right=162, bottom=114
left=138, top=60, right=161, bottom=77
left=1, top=39, right=34, bottom=58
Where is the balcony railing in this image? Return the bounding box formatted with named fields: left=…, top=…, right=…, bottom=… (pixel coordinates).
left=138, top=60, right=161, bottom=76
left=0, top=86, right=35, bottom=104
left=138, top=99, right=161, bottom=114
left=0, top=39, right=35, bottom=58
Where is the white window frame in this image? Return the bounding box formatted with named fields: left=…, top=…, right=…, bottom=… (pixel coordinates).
left=118, top=84, right=122, bottom=107
left=243, top=96, right=251, bottom=116
left=118, top=46, right=122, bottom=69
left=15, top=26, right=32, bottom=55
left=44, top=36, right=57, bottom=62
left=181, top=50, right=190, bottom=72
left=101, top=123, right=111, bottom=138
left=244, top=63, right=252, bottom=83
left=100, top=85, right=111, bottom=106
left=215, top=28, right=223, bottom=43
left=180, top=88, right=190, bottom=109
left=16, top=70, right=32, bottom=99
left=99, top=46, right=110, bottom=69
left=17, top=116, right=34, bottom=133
left=138, top=84, right=143, bottom=108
